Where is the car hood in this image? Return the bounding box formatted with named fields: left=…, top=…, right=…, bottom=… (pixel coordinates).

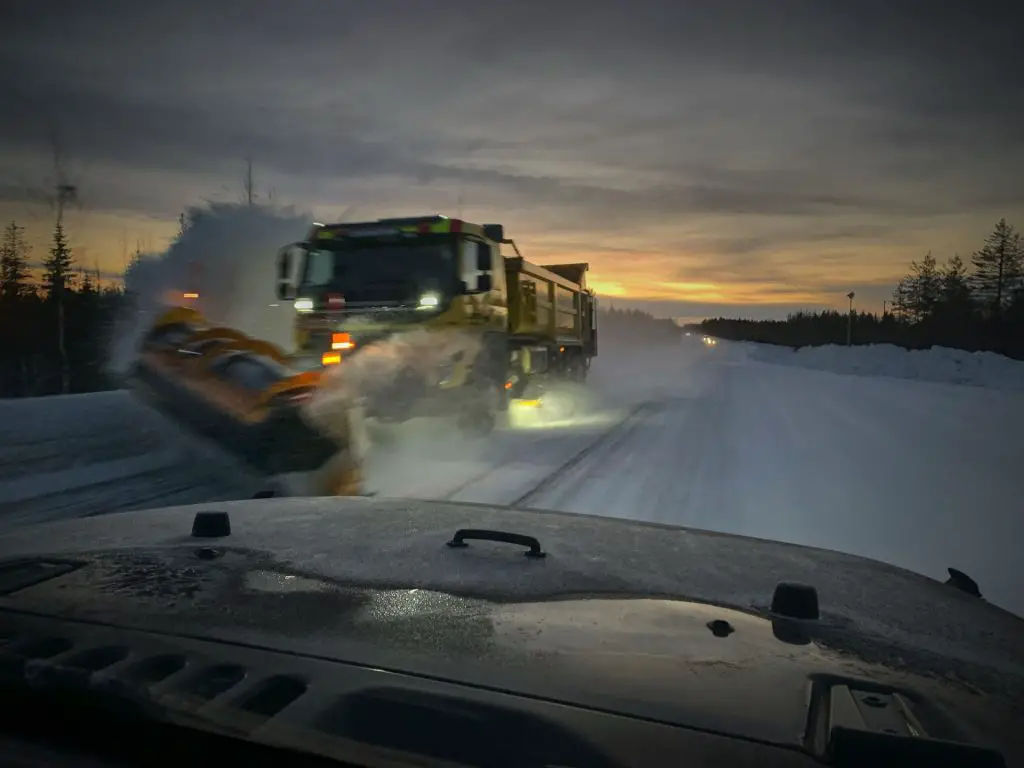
left=0, top=497, right=1021, bottom=762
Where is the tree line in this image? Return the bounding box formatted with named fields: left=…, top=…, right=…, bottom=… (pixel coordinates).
left=12, top=209, right=1008, bottom=399
left=0, top=219, right=128, bottom=397
left=698, top=219, right=1024, bottom=360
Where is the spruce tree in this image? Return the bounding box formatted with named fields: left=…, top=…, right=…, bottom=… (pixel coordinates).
left=0, top=221, right=31, bottom=300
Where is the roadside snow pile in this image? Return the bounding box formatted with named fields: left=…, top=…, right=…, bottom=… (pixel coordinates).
left=749, top=342, right=1024, bottom=393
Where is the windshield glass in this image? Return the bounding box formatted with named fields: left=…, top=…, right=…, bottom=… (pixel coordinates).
left=300, top=238, right=457, bottom=304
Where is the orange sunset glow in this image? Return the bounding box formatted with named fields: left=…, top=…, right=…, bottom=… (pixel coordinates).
left=2, top=3, right=1021, bottom=321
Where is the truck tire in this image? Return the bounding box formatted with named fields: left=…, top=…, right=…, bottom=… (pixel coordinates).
left=562, top=349, right=588, bottom=383
left=456, top=380, right=504, bottom=437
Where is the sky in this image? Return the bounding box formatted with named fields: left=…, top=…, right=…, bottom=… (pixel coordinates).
left=1, top=0, right=1023, bottom=320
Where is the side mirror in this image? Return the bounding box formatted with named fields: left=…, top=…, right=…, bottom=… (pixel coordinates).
left=276, top=281, right=294, bottom=301
left=482, top=224, right=504, bottom=242
left=476, top=243, right=492, bottom=271
left=475, top=273, right=492, bottom=292
left=276, top=245, right=293, bottom=280
left=276, top=243, right=303, bottom=301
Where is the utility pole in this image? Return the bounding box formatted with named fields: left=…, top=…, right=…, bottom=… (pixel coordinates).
left=243, top=156, right=255, bottom=206
left=846, top=291, right=855, bottom=347
left=882, top=299, right=888, bottom=317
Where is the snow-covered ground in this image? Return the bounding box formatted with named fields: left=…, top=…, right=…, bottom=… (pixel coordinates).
left=749, top=341, right=1024, bottom=393
left=0, top=391, right=260, bottom=526
left=2, top=337, right=1022, bottom=618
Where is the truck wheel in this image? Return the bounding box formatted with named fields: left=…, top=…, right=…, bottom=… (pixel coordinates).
left=457, top=382, right=502, bottom=437
left=576, top=355, right=591, bottom=382
left=457, top=408, right=495, bottom=437
left=563, top=352, right=587, bottom=382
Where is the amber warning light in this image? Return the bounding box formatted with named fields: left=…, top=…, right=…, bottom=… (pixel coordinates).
left=331, top=332, right=354, bottom=351
left=183, top=292, right=199, bottom=299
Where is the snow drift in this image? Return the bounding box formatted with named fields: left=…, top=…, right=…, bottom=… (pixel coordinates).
left=749, top=342, right=1024, bottom=394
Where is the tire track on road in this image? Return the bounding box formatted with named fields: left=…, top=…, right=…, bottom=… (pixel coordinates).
left=507, top=401, right=655, bottom=508
left=430, top=401, right=655, bottom=506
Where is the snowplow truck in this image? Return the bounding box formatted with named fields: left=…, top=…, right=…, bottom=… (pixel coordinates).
left=275, top=215, right=598, bottom=434
left=129, top=306, right=366, bottom=497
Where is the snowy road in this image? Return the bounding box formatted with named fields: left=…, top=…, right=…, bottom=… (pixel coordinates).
left=0, top=391, right=259, bottom=527
left=2, top=339, right=1023, bottom=616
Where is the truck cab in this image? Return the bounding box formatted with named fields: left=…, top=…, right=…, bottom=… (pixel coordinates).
left=276, top=216, right=509, bottom=363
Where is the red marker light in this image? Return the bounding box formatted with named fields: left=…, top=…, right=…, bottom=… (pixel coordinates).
left=331, top=332, right=354, bottom=350
left=327, top=293, right=345, bottom=310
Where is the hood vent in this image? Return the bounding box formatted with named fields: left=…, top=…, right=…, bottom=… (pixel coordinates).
left=0, top=616, right=628, bottom=767
left=121, top=653, right=188, bottom=685
left=10, top=636, right=74, bottom=659
left=172, top=663, right=247, bottom=703
left=234, top=675, right=307, bottom=720
left=63, top=646, right=130, bottom=673
left=0, top=614, right=1005, bottom=767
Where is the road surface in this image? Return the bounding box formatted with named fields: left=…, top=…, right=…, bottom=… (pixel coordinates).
left=1, top=338, right=1022, bottom=616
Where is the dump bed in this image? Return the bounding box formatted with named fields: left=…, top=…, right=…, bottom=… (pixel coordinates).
left=504, top=257, right=595, bottom=347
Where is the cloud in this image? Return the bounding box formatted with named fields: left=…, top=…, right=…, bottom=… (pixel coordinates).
left=1, top=0, right=1023, bottom=316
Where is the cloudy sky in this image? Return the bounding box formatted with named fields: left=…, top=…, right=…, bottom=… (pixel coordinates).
left=1, top=0, right=1022, bottom=319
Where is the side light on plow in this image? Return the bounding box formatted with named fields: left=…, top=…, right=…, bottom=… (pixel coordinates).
left=322, top=352, right=342, bottom=366
left=331, top=332, right=354, bottom=351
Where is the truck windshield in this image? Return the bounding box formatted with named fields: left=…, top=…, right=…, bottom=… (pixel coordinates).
left=300, top=238, right=457, bottom=304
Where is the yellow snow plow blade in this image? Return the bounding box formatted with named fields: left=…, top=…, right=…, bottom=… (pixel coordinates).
left=128, top=308, right=364, bottom=496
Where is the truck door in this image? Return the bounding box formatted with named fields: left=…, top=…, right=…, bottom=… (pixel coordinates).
left=460, top=238, right=506, bottom=315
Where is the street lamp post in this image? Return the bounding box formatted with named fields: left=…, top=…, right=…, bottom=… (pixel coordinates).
left=846, top=291, right=855, bottom=347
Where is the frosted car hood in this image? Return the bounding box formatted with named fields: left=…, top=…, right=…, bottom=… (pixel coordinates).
left=0, top=498, right=1020, bottom=760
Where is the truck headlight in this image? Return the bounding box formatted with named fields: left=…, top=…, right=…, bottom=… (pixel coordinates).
left=294, top=298, right=314, bottom=312
left=418, top=293, right=440, bottom=309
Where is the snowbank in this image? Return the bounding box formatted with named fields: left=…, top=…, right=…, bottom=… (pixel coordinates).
left=749, top=342, right=1024, bottom=393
